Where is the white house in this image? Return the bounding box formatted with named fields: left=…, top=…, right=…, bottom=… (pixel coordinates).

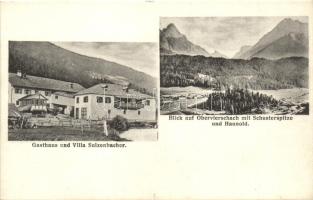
left=50, top=92, right=76, bottom=115
left=8, top=71, right=85, bottom=115
left=74, top=83, right=157, bottom=122
left=197, top=73, right=216, bottom=82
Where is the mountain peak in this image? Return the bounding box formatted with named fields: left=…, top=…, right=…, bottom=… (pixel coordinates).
left=167, top=23, right=177, bottom=29
left=211, top=50, right=228, bottom=58
left=162, top=23, right=183, bottom=38
left=236, top=17, right=307, bottom=59
left=275, top=18, right=306, bottom=31
left=280, top=18, right=295, bottom=23
left=280, top=18, right=303, bottom=24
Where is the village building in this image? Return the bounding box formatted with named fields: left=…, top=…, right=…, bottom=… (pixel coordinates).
left=197, top=73, right=216, bottom=82
left=74, top=83, right=157, bottom=122
left=17, top=93, right=48, bottom=113
left=8, top=71, right=85, bottom=115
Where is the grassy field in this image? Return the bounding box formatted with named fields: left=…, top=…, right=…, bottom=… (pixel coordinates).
left=253, top=88, right=309, bottom=103
left=8, top=127, right=129, bottom=141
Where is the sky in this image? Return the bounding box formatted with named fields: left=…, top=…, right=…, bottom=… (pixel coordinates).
left=160, top=17, right=308, bottom=57
left=53, top=42, right=158, bottom=77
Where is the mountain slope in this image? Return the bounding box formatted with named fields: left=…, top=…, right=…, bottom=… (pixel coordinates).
left=238, top=18, right=308, bottom=59
left=233, top=45, right=252, bottom=58
left=252, top=32, right=308, bottom=59
left=160, top=23, right=210, bottom=56
left=9, top=41, right=157, bottom=92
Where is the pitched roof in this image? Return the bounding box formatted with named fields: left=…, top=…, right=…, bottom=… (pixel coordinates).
left=9, top=73, right=85, bottom=93
left=54, top=91, right=75, bottom=98
left=18, top=93, right=48, bottom=101
left=8, top=103, right=21, bottom=118
left=75, top=83, right=153, bottom=99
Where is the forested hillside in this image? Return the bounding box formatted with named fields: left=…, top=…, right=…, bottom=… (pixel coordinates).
left=9, top=41, right=157, bottom=93
left=160, top=55, right=308, bottom=90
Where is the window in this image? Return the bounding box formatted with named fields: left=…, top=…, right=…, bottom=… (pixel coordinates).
left=145, top=100, right=150, bottom=106
left=81, top=107, right=87, bottom=119
left=76, top=97, right=79, bottom=103
left=55, top=95, right=58, bottom=99
left=35, top=90, right=39, bottom=94
left=138, top=110, right=141, bottom=115
left=83, top=96, right=88, bottom=103
left=105, top=97, right=111, bottom=103
left=24, top=89, right=31, bottom=95
left=45, top=91, right=51, bottom=96
left=97, top=96, right=103, bottom=103
left=108, top=109, right=111, bottom=114
left=75, top=108, right=79, bottom=119
left=123, top=109, right=126, bottom=114
left=16, top=101, right=19, bottom=105
left=15, top=88, right=22, bottom=94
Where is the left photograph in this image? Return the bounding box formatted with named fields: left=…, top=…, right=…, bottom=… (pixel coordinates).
left=8, top=41, right=158, bottom=141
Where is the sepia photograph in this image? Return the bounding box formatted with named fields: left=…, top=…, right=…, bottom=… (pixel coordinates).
left=1, top=2, right=313, bottom=200
left=160, top=17, right=309, bottom=115
left=8, top=41, right=158, bottom=141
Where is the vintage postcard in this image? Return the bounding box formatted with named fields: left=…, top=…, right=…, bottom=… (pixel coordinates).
left=1, top=1, right=312, bottom=200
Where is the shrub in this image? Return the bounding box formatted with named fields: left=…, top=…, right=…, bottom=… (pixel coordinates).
left=129, top=121, right=146, bottom=128
left=109, top=115, right=129, bottom=132
left=108, top=128, right=121, bottom=140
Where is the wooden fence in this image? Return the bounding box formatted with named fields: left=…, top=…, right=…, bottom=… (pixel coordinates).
left=28, top=117, right=104, bottom=129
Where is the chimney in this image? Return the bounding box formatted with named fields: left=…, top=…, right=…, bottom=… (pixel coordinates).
left=17, top=69, right=22, bottom=77
left=101, top=84, right=108, bottom=90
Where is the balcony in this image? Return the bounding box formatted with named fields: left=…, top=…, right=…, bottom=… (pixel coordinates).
left=30, top=105, right=47, bottom=112
left=114, top=102, right=144, bottom=110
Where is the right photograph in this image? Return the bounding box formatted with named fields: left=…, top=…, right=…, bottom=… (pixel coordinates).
left=160, top=17, right=309, bottom=115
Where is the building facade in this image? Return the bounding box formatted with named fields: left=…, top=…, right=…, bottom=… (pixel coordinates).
left=74, top=84, right=157, bottom=122
left=8, top=71, right=84, bottom=115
